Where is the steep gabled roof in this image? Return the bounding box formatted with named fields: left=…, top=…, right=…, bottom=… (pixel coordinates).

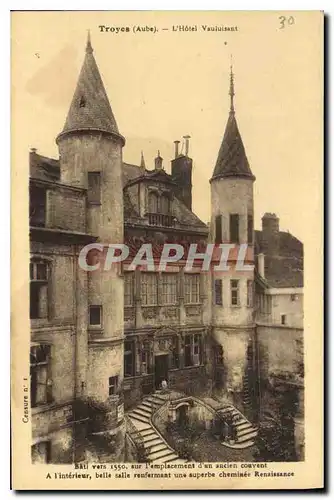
left=254, top=229, right=304, bottom=288
left=262, top=256, right=304, bottom=288
left=211, top=67, right=255, bottom=182
left=57, top=33, right=123, bottom=143
left=30, top=151, right=60, bottom=181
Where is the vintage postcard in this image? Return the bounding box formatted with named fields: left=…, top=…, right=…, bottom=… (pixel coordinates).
left=11, top=10, right=323, bottom=490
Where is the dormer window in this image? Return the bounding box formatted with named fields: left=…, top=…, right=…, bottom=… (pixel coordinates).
left=148, top=192, right=159, bottom=213
left=79, top=96, right=86, bottom=108
left=160, top=194, right=170, bottom=214
left=147, top=190, right=174, bottom=227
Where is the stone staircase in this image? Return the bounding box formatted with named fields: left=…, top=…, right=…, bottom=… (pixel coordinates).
left=127, top=392, right=187, bottom=464
left=217, top=404, right=258, bottom=449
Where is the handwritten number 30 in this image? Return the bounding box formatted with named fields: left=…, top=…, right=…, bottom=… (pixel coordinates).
left=279, top=16, right=295, bottom=29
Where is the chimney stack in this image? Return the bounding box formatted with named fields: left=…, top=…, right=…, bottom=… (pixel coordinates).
left=262, top=213, right=280, bottom=256
left=174, top=140, right=180, bottom=159
left=183, top=135, right=191, bottom=156
left=30, top=148, right=37, bottom=153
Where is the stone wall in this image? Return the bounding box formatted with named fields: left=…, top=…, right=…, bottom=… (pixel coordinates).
left=48, top=189, right=86, bottom=233
left=257, top=324, right=303, bottom=379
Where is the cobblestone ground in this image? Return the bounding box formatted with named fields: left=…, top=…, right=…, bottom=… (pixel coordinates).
left=190, top=431, right=256, bottom=462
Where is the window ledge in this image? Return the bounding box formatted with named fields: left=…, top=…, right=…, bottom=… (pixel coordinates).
left=30, top=318, right=50, bottom=326
left=183, top=364, right=205, bottom=370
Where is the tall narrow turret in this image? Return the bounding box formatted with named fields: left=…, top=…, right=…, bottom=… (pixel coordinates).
left=210, top=64, right=256, bottom=416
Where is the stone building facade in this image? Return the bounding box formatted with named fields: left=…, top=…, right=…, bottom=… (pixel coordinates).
left=29, top=36, right=304, bottom=463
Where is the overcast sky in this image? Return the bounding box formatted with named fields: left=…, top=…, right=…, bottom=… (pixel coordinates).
left=12, top=11, right=323, bottom=243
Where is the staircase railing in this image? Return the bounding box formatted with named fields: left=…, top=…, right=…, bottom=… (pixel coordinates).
left=125, top=415, right=147, bottom=461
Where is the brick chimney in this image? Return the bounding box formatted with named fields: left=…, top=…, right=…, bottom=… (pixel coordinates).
left=171, top=136, right=193, bottom=211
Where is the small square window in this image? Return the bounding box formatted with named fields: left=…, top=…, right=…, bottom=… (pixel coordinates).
left=281, top=314, right=286, bottom=325
left=291, top=294, right=296, bottom=302
left=89, top=305, right=102, bottom=326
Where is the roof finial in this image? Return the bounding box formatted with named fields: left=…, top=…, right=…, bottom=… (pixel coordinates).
left=140, top=150, right=146, bottom=168
left=154, top=150, right=163, bottom=170
left=86, top=30, right=93, bottom=54
left=229, top=54, right=235, bottom=114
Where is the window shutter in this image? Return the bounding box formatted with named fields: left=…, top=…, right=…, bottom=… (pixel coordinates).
left=215, top=215, right=222, bottom=243
left=247, top=214, right=253, bottom=244
left=229, top=214, right=240, bottom=244
left=88, top=172, right=101, bottom=204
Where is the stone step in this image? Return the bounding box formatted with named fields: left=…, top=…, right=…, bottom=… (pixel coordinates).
left=128, top=413, right=150, bottom=425
left=136, top=407, right=153, bottom=417
left=143, top=437, right=163, bottom=448
left=135, top=405, right=152, bottom=415
left=219, top=406, right=234, bottom=414
left=166, top=457, right=188, bottom=464
left=220, top=408, right=240, bottom=418
left=159, top=452, right=180, bottom=463
left=141, top=401, right=157, bottom=411
left=131, top=408, right=151, bottom=420
left=145, top=396, right=165, bottom=407
left=128, top=418, right=152, bottom=431
left=223, top=439, right=255, bottom=449
left=236, top=422, right=252, bottom=432
left=234, top=419, right=248, bottom=428
left=237, top=429, right=258, bottom=443
left=237, top=426, right=254, bottom=438
left=152, top=392, right=168, bottom=403
left=148, top=447, right=174, bottom=461
left=146, top=443, right=168, bottom=455
left=141, top=428, right=156, bottom=438
left=140, top=429, right=156, bottom=441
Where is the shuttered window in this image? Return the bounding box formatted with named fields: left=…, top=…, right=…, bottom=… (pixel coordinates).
left=215, top=215, right=222, bottom=243
left=88, top=172, right=101, bottom=204
left=247, top=214, right=253, bottom=244
left=214, top=279, right=223, bottom=305
left=229, top=213, right=239, bottom=244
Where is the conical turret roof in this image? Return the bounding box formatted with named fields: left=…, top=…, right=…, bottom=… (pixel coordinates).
left=211, top=66, right=255, bottom=182
left=57, top=33, right=123, bottom=143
